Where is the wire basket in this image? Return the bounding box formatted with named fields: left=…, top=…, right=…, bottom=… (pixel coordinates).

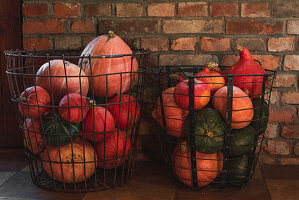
left=151, top=63, right=276, bottom=189
left=5, top=48, right=149, bottom=192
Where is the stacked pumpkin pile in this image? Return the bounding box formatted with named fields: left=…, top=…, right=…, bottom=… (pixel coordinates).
left=153, top=45, right=270, bottom=187
left=19, top=31, right=140, bottom=184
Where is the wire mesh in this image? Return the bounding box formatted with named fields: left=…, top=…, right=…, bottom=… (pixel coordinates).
left=151, top=64, right=276, bottom=189
left=5, top=48, right=149, bottom=192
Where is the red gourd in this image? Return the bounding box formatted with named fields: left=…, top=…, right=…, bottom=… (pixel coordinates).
left=172, top=142, right=223, bottom=187
left=153, top=87, right=189, bottom=138
left=79, top=31, right=138, bottom=98
left=212, top=86, right=254, bottom=129
left=82, top=106, right=115, bottom=142
left=18, top=86, right=51, bottom=118
left=42, top=139, right=97, bottom=183
left=227, top=45, right=267, bottom=97
left=23, top=118, right=45, bottom=154
left=36, top=60, right=89, bottom=103
left=59, top=93, right=91, bottom=123
left=173, top=79, right=210, bottom=110
left=96, top=130, right=131, bottom=169
left=107, top=94, right=140, bottom=130
left=195, top=62, right=226, bottom=95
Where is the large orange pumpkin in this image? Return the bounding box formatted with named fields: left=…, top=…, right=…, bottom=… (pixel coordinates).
left=36, top=60, right=89, bottom=103
left=18, top=86, right=51, bottom=118
left=153, top=87, right=189, bottom=138
left=212, top=86, right=254, bottom=129
left=79, top=31, right=138, bottom=98
left=23, top=118, right=45, bottom=154
left=42, top=139, right=97, bottom=183
left=172, top=142, right=223, bottom=187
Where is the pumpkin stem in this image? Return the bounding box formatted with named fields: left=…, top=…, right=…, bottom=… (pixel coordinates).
left=180, top=141, right=189, bottom=153
left=205, top=130, right=214, bottom=138
left=243, top=89, right=250, bottom=96
left=206, top=62, right=218, bottom=71
left=169, top=73, right=180, bottom=81
left=89, top=99, right=96, bottom=106
left=20, top=97, right=27, bottom=102
left=106, top=31, right=116, bottom=43
left=234, top=44, right=243, bottom=52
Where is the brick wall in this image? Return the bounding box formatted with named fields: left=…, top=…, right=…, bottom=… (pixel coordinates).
left=22, top=0, right=299, bottom=165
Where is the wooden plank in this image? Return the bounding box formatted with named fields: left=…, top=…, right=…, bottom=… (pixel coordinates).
left=0, top=0, right=23, bottom=147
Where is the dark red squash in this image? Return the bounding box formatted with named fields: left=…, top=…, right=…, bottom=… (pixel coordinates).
left=82, top=106, right=115, bottom=142
left=23, top=118, right=45, bottom=154
left=18, top=86, right=51, bottom=118
left=79, top=31, right=138, bottom=98
left=59, top=93, right=91, bottom=123
left=96, top=130, right=131, bottom=169
left=107, top=94, right=140, bottom=130
left=36, top=60, right=89, bottom=103
left=172, top=142, right=223, bottom=187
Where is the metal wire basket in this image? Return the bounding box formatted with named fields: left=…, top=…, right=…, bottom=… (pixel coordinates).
left=5, top=48, right=149, bottom=192
left=151, top=63, right=276, bottom=189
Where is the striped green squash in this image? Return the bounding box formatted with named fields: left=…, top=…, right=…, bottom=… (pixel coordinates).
left=41, top=111, right=80, bottom=146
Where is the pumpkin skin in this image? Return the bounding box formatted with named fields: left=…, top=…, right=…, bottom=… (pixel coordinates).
left=228, top=155, right=250, bottom=186
left=250, top=98, right=269, bottom=136
left=59, top=93, right=90, bottom=123
left=195, top=63, right=226, bottom=95
left=18, top=86, right=51, bottom=118
left=96, top=130, right=131, bottom=169
left=41, top=111, right=81, bottom=146
left=82, top=106, right=115, bottom=142
left=153, top=87, right=189, bottom=138
left=229, top=126, right=255, bottom=157
left=173, top=142, right=223, bottom=187
left=186, top=107, right=225, bottom=154
left=79, top=31, right=138, bottom=98
left=107, top=94, right=140, bottom=130
left=212, top=86, right=254, bottom=129
left=23, top=118, right=45, bottom=154
left=42, top=139, right=97, bottom=183
left=36, top=60, right=89, bottom=103
left=173, top=79, right=210, bottom=110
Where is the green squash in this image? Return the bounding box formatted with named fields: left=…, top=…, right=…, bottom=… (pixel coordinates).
left=227, top=155, right=250, bottom=186
left=41, top=111, right=80, bottom=146
left=229, top=125, right=255, bottom=157
left=186, top=107, right=225, bottom=154
left=250, top=98, right=269, bottom=135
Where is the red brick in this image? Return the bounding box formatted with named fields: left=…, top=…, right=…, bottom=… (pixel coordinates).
left=141, top=37, right=168, bottom=52
left=178, top=2, right=208, bottom=17
left=201, top=37, right=230, bottom=52
left=273, top=74, right=296, bottom=87
left=23, top=20, right=66, bottom=34
left=268, top=37, right=295, bottom=52
left=294, top=143, right=299, bottom=155
left=266, top=91, right=279, bottom=105
left=272, top=2, right=299, bottom=18
left=159, top=54, right=218, bottom=66
left=232, top=38, right=266, bottom=51
left=83, top=36, right=96, bottom=46
left=23, top=37, right=51, bottom=50
left=148, top=3, right=175, bottom=17
left=281, top=125, right=299, bottom=139
left=284, top=55, right=299, bottom=71
left=264, top=124, right=278, bottom=139
left=221, top=55, right=239, bottom=66
left=71, top=20, right=94, bottom=33
left=86, top=3, right=111, bottom=17
left=226, top=20, right=283, bottom=34
left=163, top=20, right=223, bottom=34
left=54, top=3, right=81, bottom=18
left=279, top=158, right=299, bottom=165
left=241, top=3, right=270, bottom=18
left=281, top=93, right=299, bottom=105
left=259, top=152, right=277, bottom=165
left=269, top=107, right=296, bottom=123
left=287, top=20, right=299, bottom=34
left=23, top=4, right=48, bottom=16
left=122, top=37, right=139, bottom=49
left=54, top=36, right=81, bottom=49
left=114, top=20, right=158, bottom=34
left=264, top=140, right=291, bottom=155
left=210, top=3, right=238, bottom=17
left=171, top=37, right=198, bottom=51
left=116, top=3, right=142, bottom=17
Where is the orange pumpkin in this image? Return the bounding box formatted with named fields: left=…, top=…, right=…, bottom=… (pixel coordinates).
left=212, top=86, right=254, bottom=129
left=18, top=86, right=51, bottom=118
left=79, top=31, right=138, bottom=98
left=36, top=60, right=89, bottom=103
left=153, top=87, right=189, bottom=138
left=172, top=142, right=223, bottom=187
left=195, top=62, right=226, bottom=95
left=23, top=118, right=45, bottom=154
left=42, top=139, right=97, bottom=183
